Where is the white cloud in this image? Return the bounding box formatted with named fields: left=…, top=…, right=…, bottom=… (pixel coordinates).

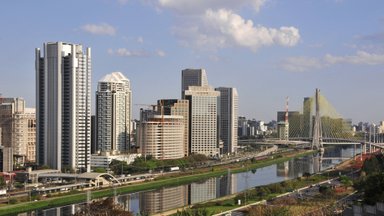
left=156, top=50, right=166, bottom=57
left=81, top=23, right=116, bottom=36
left=324, top=51, right=384, bottom=65
left=158, top=0, right=266, bottom=14
left=174, top=9, right=300, bottom=52
left=151, top=0, right=300, bottom=52
left=282, top=51, right=384, bottom=72
left=108, top=48, right=166, bottom=57
left=282, top=57, right=322, bottom=72
left=110, top=48, right=149, bottom=57
left=137, top=36, right=144, bottom=43
left=117, top=0, right=129, bottom=5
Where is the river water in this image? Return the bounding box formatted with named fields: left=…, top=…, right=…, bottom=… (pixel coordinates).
left=22, top=145, right=359, bottom=215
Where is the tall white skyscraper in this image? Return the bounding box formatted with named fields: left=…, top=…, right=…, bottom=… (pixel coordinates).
left=36, top=42, right=91, bottom=172
left=184, top=86, right=220, bottom=156
left=96, top=72, right=132, bottom=153
left=215, top=87, right=238, bottom=154
left=181, top=69, right=208, bottom=98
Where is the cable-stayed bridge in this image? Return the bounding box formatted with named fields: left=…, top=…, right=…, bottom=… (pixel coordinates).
left=242, top=89, right=384, bottom=152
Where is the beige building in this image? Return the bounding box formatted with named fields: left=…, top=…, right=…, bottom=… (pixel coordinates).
left=138, top=112, right=184, bottom=160
left=184, top=86, right=220, bottom=156
left=13, top=108, right=36, bottom=163
left=158, top=99, right=189, bottom=156
left=0, top=97, right=36, bottom=171
left=140, top=185, right=188, bottom=214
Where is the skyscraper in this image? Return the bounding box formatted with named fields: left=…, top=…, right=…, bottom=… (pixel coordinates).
left=181, top=69, right=208, bottom=98
left=36, top=42, right=91, bottom=172
left=96, top=72, right=132, bottom=153
left=215, top=87, right=238, bottom=154
left=158, top=99, right=189, bottom=156
left=303, top=97, right=313, bottom=138
left=184, top=86, right=220, bottom=156
left=0, top=97, right=35, bottom=170
left=138, top=110, right=184, bottom=160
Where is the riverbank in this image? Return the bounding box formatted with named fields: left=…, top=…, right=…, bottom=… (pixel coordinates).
left=165, top=156, right=358, bottom=216
left=0, top=149, right=316, bottom=215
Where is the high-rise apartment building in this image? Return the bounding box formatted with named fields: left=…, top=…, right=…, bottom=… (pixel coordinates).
left=277, top=111, right=301, bottom=139
left=0, top=97, right=36, bottom=170
left=181, top=69, right=208, bottom=98
left=184, top=86, right=220, bottom=156
left=158, top=99, right=189, bottom=156
left=36, top=42, right=91, bottom=172
left=215, top=87, right=238, bottom=154
left=96, top=72, right=132, bottom=153
left=303, top=97, right=313, bottom=138
left=14, top=108, right=36, bottom=163
left=138, top=110, right=184, bottom=160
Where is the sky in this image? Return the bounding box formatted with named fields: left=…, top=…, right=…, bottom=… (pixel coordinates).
left=0, top=0, right=383, bottom=124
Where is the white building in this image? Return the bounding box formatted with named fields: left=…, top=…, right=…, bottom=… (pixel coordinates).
left=36, top=42, right=91, bottom=172
left=96, top=72, right=132, bottom=153
left=184, top=86, right=220, bottom=156
left=216, top=87, right=238, bottom=154
left=181, top=69, right=208, bottom=98
left=91, top=153, right=139, bottom=169
left=138, top=113, right=184, bottom=160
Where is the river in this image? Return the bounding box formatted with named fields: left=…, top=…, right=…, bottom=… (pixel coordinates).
left=21, top=145, right=359, bottom=215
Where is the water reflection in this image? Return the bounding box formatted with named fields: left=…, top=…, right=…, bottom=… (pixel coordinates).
left=140, top=186, right=188, bottom=215
left=22, top=146, right=359, bottom=215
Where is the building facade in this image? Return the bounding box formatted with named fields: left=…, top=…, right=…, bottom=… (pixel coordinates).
left=138, top=112, right=184, bottom=160
left=140, top=185, right=188, bottom=215
left=184, top=86, right=220, bottom=156
left=13, top=108, right=36, bottom=163
left=96, top=72, right=132, bottom=153
left=36, top=42, right=91, bottom=172
left=158, top=99, right=189, bottom=156
left=0, top=97, right=35, bottom=170
left=181, top=69, right=208, bottom=98
left=215, top=87, right=238, bottom=154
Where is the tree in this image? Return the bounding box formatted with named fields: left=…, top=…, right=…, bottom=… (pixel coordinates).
left=0, top=176, right=6, bottom=188
left=175, top=208, right=209, bottom=216
left=358, top=173, right=384, bottom=205
left=303, top=172, right=311, bottom=179
left=74, top=197, right=133, bottom=216
left=93, top=167, right=106, bottom=173
left=247, top=205, right=290, bottom=216
left=109, top=160, right=129, bottom=175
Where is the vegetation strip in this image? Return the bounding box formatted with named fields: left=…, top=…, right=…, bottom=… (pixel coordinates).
left=0, top=150, right=315, bottom=215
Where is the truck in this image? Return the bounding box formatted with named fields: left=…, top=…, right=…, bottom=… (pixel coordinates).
left=169, top=166, right=180, bottom=172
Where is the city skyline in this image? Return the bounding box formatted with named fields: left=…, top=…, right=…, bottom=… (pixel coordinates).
left=0, top=1, right=383, bottom=123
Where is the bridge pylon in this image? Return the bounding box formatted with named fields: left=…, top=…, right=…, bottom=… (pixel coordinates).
left=312, top=88, right=323, bottom=150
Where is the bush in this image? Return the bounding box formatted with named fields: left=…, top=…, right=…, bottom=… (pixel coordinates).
left=9, top=198, right=17, bottom=204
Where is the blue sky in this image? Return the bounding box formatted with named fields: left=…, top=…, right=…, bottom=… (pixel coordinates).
left=0, top=0, right=383, bottom=123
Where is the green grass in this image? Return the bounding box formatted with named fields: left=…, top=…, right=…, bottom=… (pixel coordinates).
left=0, top=150, right=316, bottom=215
